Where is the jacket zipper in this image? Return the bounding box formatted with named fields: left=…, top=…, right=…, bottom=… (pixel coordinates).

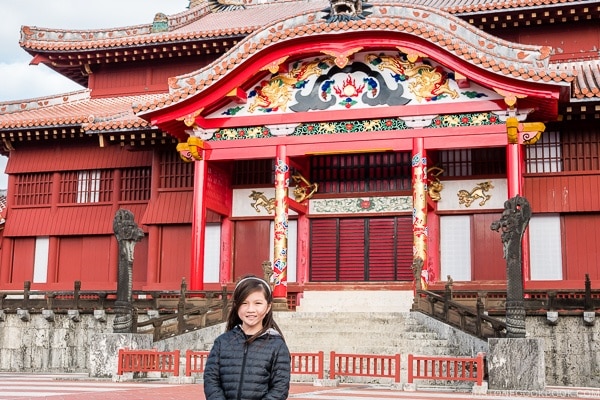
left=236, top=342, right=249, bottom=400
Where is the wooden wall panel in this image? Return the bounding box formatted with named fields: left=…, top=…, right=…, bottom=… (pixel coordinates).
left=309, top=219, right=338, bottom=281
left=338, top=219, right=366, bottom=281
left=142, top=191, right=193, bottom=224
left=471, top=213, right=506, bottom=280
left=525, top=175, right=600, bottom=213
left=57, top=237, right=82, bottom=283
left=233, top=220, right=270, bottom=280
left=80, top=236, right=112, bottom=282
left=132, top=236, right=149, bottom=288
left=563, top=214, right=600, bottom=280
left=57, top=236, right=113, bottom=284
left=90, top=60, right=210, bottom=97
left=159, top=225, right=192, bottom=285
left=10, top=238, right=35, bottom=284
left=6, top=145, right=152, bottom=173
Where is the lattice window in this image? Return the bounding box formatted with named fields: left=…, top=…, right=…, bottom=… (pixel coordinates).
left=160, top=150, right=194, bottom=189
left=526, top=131, right=562, bottom=173
left=14, top=173, right=53, bottom=206
left=561, top=128, right=600, bottom=172
left=121, top=167, right=151, bottom=201
left=310, top=152, right=411, bottom=194
left=438, top=148, right=506, bottom=177
left=60, top=170, right=113, bottom=204
left=233, top=159, right=274, bottom=186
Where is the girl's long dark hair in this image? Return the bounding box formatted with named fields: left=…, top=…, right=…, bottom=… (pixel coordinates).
left=226, top=274, right=285, bottom=343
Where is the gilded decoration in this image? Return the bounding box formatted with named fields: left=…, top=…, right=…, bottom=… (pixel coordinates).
left=310, top=196, right=412, bottom=215
left=292, top=173, right=318, bottom=203
left=249, top=190, right=275, bottom=213
left=457, top=181, right=494, bottom=207
left=209, top=112, right=501, bottom=141
left=427, top=167, right=444, bottom=202
left=365, top=54, right=459, bottom=102
left=214, top=51, right=497, bottom=119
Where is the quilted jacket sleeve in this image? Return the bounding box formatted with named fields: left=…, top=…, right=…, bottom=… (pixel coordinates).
left=263, top=338, right=291, bottom=400
left=203, top=338, right=227, bottom=400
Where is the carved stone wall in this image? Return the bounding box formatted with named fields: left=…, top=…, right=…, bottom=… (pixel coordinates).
left=0, top=312, right=597, bottom=386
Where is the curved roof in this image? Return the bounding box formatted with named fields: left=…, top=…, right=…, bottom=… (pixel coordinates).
left=2, top=0, right=598, bottom=144
left=134, top=1, right=572, bottom=134
left=150, top=2, right=567, bottom=100
left=0, top=90, right=158, bottom=131
left=19, top=0, right=594, bottom=52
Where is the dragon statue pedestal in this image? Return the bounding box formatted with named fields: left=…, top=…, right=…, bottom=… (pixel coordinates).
left=487, top=196, right=545, bottom=391
left=88, top=209, right=150, bottom=379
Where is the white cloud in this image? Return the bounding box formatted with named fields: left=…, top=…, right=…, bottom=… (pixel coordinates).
left=0, top=0, right=189, bottom=101
left=0, top=0, right=190, bottom=189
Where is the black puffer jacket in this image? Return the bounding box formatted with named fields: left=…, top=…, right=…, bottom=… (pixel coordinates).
left=203, top=326, right=291, bottom=400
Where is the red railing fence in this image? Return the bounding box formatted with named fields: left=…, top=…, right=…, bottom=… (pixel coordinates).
left=290, top=351, right=324, bottom=379
left=118, top=348, right=486, bottom=387
left=407, top=352, right=485, bottom=386
left=183, top=350, right=324, bottom=379
left=185, top=350, right=209, bottom=377
left=117, top=348, right=180, bottom=376
left=329, top=351, right=401, bottom=383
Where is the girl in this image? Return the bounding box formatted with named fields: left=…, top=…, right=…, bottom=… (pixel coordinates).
left=203, top=275, right=291, bottom=400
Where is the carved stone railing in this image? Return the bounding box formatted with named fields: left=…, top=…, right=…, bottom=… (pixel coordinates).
left=0, top=279, right=232, bottom=337
left=412, top=288, right=507, bottom=340
left=135, top=280, right=231, bottom=341
left=413, top=275, right=600, bottom=337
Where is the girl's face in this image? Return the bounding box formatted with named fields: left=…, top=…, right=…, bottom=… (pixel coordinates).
left=238, top=289, right=271, bottom=335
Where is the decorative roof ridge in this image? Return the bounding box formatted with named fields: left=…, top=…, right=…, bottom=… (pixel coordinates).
left=147, top=1, right=563, bottom=113
left=448, top=0, right=592, bottom=15
left=0, top=89, right=90, bottom=115
left=17, top=0, right=591, bottom=47
left=550, top=59, right=600, bottom=67
left=0, top=92, right=165, bottom=131
left=19, top=6, right=212, bottom=46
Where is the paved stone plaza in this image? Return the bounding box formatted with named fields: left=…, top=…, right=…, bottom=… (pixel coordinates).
left=0, top=373, right=599, bottom=400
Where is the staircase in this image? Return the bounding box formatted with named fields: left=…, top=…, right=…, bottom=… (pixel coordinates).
left=276, top=312, right=456, bottom=356
left=274, top=311, right=466, bottom=383
left=153, top=292, right=489, bottom=384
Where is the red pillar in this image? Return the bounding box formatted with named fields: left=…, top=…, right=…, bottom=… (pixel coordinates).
left=272, top=145, right=289, bottom=299
left=507, top=143, right=522, bottom=198
left=296, top=214, right=309, bottom=284
left=219, top=217, right=233, bottom=285
left=412, top=137, right=429, bottom=289
left=190, top=159, right=207, bottom=290
left=506, top=128, right=530, bottom=285
left=426, top=211, right=440, bottom=284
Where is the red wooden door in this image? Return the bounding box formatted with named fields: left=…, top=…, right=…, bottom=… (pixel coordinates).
left=233, top=220, right=271, bottom=280
left=471, top=213, right=506, bottom=280
left=310, top=216, right=412, bottom=282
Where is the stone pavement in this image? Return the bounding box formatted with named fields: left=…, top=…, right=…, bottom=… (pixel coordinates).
left=0, top=374, right=599, bottom=400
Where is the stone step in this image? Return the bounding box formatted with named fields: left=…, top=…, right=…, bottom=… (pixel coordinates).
left=277, top=312, right=461, bottom=364
left=278, top=323, right=430, bottom=335
left=283, top=330, right=442, bottom=342
left=275, top=311, right=414, bottom=322
left=286, top=342, right=457, bottom=355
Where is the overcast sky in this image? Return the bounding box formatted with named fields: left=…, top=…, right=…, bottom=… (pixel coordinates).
left=0, top=0, right=189, bottom=189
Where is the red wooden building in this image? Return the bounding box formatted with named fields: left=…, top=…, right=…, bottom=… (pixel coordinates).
left=0, top=0, right=599, bottom=301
